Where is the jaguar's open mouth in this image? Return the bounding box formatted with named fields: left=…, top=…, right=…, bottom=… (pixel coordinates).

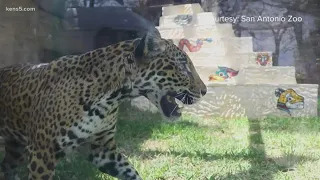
left=160, top=92, right=194, bottom=118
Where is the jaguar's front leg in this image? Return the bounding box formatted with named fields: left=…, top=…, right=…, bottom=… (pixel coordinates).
left=87, top=127, right=142, bottom=180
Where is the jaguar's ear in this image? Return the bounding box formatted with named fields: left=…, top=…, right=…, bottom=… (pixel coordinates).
left=134, top=28, right=166, bottom=64
left=167, top=39, right=174, bottom=44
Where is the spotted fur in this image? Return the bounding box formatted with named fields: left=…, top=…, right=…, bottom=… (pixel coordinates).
left=0, top=28, right=206, bottom=180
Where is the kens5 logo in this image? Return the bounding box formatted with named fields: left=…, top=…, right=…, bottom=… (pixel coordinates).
left=6, top=6, right=36, bottom=12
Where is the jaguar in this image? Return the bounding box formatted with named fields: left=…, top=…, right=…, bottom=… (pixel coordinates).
left=0, top=28, right=207, bottom=180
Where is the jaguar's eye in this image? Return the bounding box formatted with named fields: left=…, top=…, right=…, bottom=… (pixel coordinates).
left=288, top=97, right=293, bottom=101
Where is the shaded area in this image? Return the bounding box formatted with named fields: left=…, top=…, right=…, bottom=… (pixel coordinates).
left=215, top=118, right=272, bottom=180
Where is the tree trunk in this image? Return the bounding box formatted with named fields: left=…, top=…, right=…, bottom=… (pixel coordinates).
left=273, top=38, right=280, bottom=66
left=89, top=0, right=95, bottom=7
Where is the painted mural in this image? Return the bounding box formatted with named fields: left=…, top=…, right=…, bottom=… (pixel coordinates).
left=275, top=88, right=304, bottom=116
left=208, top=66, right=239, bottom=82
left=178, top=38, right=213, bottom=52
left=256, top=53, right=272, bottom=66
left=173, top=15, right=193, bottom=26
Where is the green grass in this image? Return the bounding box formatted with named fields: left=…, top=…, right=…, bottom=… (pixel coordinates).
left=3, top=104, right=320, bottom=180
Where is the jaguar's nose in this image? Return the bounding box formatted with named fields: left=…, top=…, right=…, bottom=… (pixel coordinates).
left=200, top=88, right=207, bottom=96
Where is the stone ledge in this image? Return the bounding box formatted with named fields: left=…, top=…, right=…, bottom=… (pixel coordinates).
left=195, top=66, right=239, bottom=84
left=130, top=84, right=318, bottom=119
left=130, top=98, right=158, bottom=114
left=194, top=66, right=296, bottom=85
left=159, top=12, right=216, bottom=28
left=157, top=25, right=234, bottom=39
left=170, top=37, right=225, bottom=54
left=236, top=66, right=296, bottom=84
left=169, top=37, right=253, bottom=54
left=223, top=37, right=253, bottom=54
left=189, top=52, right=273, bottom=69
left=162, top=3, right=203, bottom=16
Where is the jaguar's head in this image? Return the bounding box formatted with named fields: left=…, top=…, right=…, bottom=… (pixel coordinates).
left=132, top=28, right=207, bottom=120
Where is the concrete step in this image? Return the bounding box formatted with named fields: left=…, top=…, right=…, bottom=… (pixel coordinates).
left=159, top=12, right=216, bottom=28
left=157, top=23, right=235, bottom=39
left=188, top=52, right=273, bottom=68
left=216, top=23, right=235, bottom=37
left=171, top=37, right=253, bottom=54
left=131, top=84, right=318, bottom=119
left=236, top=66, right=297, bottom=84
left=223, top=37, right=253, bottom=54
left=195, top=66, right=239, bottom=84
left=195, top=66, right=296, bottom=85
left=162, top=3, right=203, bottom=16
left=183, top=84, right=318, bottom=119
left=171, top=37, right=225, bottom=54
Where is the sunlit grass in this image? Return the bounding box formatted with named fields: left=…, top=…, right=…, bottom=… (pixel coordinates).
left=1, top=104, right=319, bottom=180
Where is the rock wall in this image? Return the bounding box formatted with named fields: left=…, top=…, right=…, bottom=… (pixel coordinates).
left=0, top=0, right=39, bottom=68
